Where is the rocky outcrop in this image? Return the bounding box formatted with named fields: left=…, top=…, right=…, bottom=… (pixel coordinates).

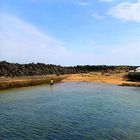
left=0, top=61, right=137, bottom=77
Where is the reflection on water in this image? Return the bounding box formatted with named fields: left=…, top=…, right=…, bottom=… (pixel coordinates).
left=0, top=82, right=140, bottom=140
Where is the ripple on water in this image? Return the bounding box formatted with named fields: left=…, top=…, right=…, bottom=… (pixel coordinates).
left=0, top=82, right=140, bottom=140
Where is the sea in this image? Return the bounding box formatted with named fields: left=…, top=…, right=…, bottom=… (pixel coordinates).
left=0, top=82, right=140, bottom=140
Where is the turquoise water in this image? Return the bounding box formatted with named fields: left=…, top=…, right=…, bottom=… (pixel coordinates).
left=0, top=82, right=140, bottom=140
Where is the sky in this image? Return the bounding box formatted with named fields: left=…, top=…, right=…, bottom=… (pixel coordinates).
left=0, top=0, right=140, bottom=66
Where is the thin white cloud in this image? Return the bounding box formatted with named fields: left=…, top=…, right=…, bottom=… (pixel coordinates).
left=0, top=13, right=69, bottom=64
left=100, top=0, right=114, bottom=2
left=77, top=1, right=90, bottom=6
left=70, top=0, right=91, bottom=6
left=108, top=0, right=140, bottom=22
left=0, top=13, right=100, bottom=65
left=91, top=13, right=105, bottom=20
left=0, top=13, right=139, bottom=65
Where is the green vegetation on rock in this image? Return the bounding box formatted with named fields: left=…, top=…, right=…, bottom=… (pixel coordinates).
left=0, top=61, right=137, bottom=77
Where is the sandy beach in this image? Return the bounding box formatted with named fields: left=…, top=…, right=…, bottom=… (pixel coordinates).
left=0, top=73, right=140, bottom=89
left=63, top=73, right=140, bottom=87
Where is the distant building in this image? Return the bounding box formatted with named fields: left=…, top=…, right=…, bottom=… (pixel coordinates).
left=135, top=67, right=140, bottom=72
left=129, top=67, right=140, bottom=73
left=128, top=66, right=140, bottom=81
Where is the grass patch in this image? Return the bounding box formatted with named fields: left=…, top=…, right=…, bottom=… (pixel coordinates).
left=0, top=75, right=66, bottom=90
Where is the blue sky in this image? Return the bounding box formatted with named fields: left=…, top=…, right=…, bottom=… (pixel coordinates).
left=0, top=0, right=140, bottom=65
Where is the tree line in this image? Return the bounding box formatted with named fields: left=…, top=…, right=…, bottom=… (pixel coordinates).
left=0, top=61, right=137, bottom=77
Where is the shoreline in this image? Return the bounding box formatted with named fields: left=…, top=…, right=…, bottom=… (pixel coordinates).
left=62, top=73, right=140, bottom=87
left=0, top=73, right=140, bottom=90
left=0, top=75, right=66, bottom=90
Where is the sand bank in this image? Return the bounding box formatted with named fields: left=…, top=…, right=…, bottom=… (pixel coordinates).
left=0, top=75, right=66, bottom=90
left=63, top=73, right=140, bottom=87
left=1, top=73, right=140, bottom=90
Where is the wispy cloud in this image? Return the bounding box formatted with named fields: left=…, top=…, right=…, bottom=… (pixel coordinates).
left=0, top=13, right=69, bottom=64
left=100, top=0, right=114, bottom=2
left=0, top=13, right=139, bottom=65
left=108, top=0, right=140, bottom=22
left=70, top=0, right=91, bottom=6
left=77, top=1, right=91, bottom=6
left=91, top=12, right=105, bottom=20
left=0, top=13, right=100, bottom=65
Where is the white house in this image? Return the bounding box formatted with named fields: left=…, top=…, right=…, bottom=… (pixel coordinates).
left=136, top=67, right=140, bottom=72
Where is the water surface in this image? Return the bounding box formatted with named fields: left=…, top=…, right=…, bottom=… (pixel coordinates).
left=0, top=82, right=140, bottom=140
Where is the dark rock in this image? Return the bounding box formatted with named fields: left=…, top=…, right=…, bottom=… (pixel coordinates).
left=0, top=61, right=137, bottom=77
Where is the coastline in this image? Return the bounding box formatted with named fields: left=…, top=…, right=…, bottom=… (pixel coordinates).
left=0, top=75, right=66, bottom=90
left=1, top=73, right=140, bottom=90
left=62, top=73, right=140, bottom=87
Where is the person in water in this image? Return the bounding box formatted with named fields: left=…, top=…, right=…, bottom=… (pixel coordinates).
left=50, top=79, right=54, bottom=85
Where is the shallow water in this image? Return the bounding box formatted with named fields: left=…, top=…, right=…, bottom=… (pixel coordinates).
left=0, top=82, right=140, bottom=140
